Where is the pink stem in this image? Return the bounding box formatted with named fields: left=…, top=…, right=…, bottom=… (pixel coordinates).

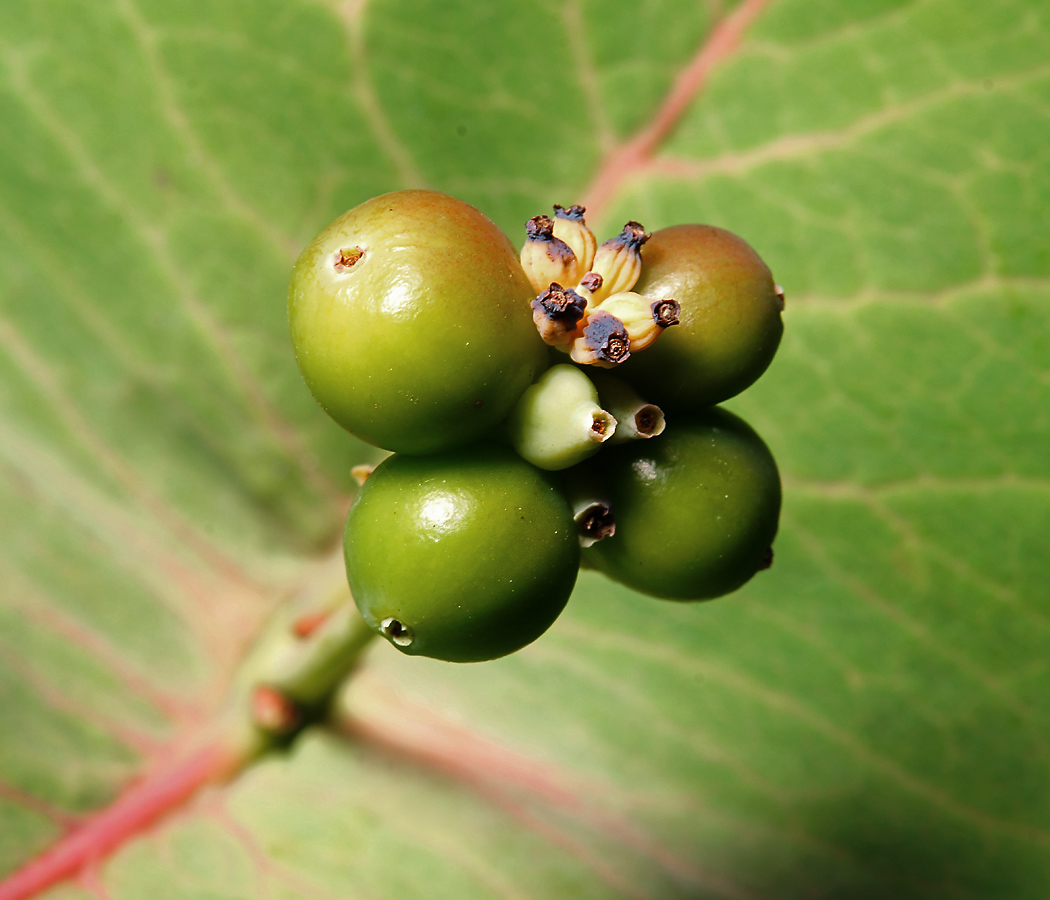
left=0, top=737, right=247, bottom=900
left=582, top=0, right=773, bottom=220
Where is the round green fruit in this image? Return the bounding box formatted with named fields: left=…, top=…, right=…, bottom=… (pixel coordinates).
left=344, top=444, right=580, bottom=662
left=289, top=190, right=548, bottom=454
left=583, top=407, right=780, bottom=600
left=620, top=224, right=783, bottom=409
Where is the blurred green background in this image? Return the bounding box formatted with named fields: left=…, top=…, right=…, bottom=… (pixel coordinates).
left=0, top=0, right=1048, bottom=897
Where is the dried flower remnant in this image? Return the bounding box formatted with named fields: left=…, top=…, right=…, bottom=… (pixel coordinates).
left=575, top=271, right=604, bottom=313
left=595, top=293, right=680, bottom=353
left=334, top=247, right=364, bottom=271
left=520, top=215, right=579, bottom=293
left=570, top=311, right=631, bottom=367
left=575, top=501, right=616, bottom=548
left=530, top=283, right=588, bottom=346
left=588, top=370, right=666, bottom=443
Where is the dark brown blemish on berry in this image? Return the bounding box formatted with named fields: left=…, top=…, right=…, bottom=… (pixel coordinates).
left=759, top=547, right=775, bottom=570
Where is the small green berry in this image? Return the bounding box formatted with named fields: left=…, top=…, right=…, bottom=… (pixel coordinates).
left=289, top=190, right=548, bottom=454
left=621, top=224, right=783, bottom=409
left=344, top=444, right=579, bottom=662
left=583, top=407, right=781, bottom=600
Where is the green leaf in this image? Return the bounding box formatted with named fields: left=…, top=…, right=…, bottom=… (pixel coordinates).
left=1, top=0, right=1048, bottom=897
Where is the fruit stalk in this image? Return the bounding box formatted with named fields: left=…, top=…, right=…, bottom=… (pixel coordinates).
left=0, top=571, right=377, bottom=900
left=230, top=571, right=378, bottom=738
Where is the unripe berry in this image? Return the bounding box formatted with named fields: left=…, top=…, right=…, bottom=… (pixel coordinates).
left=344, top=444, right=580, bottom=662
left=289, top=190, right=548, bottom=454
left=621, top=224, right=783, bottom=409
left=583, top=407, right=780, bottom=600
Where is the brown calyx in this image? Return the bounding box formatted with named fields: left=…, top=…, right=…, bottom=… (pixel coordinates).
left=635, top=408, right=657, bottom=435
left=335, top=247, right=364, bottom=270
left=578, top=503, right=615, bottom=541
left=583, top=312, right=631, bottom=364
left=553, top=203, right=587, bottom=221
left=651, top=298, right=681, bottom=328
left=580, top=272, right=603, bottom=293
left=380, top=617, right=415, bottom=648
left=525, top=215, right=556, bottom=241
left=532, top=283, right=587, bottom=323
left=616, top=221, right=650, bottom=250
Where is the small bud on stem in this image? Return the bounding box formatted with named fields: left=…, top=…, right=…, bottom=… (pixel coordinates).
left=593, top=293, right=679, bottom=353
left=587, top=221, right=649, bottom=303
left=251, top=685, right=303, bottom=736
left=504, top=364, right=617, bottom=470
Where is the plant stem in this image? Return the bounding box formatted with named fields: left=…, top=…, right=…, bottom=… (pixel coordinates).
left=0, top=573, right=377, bottom=900
left=231, top=579, right=379, bottom=741
left=0, top=729, right=249, bottom=900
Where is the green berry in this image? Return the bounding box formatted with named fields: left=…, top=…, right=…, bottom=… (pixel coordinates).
left=583, top=407, right=780, bottom=600
left=289, top=190, right=548, bottom=454
left=343, top=444, right=579, bottom=662
left=620, top=224, right=783, bottom=409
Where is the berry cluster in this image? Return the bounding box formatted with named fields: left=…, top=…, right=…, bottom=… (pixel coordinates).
left=288, top=190, right=783, bottom=662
